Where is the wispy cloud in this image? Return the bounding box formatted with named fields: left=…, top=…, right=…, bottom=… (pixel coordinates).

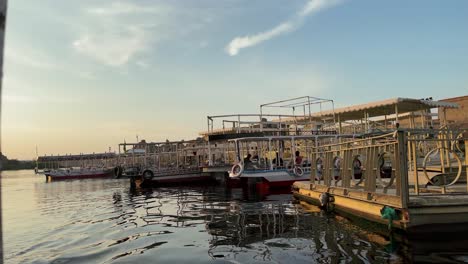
left=225, top=0, right=343, bottom=56
left=5, top=47, right=58, bottom=70
left=73, top=25, right=150, bottom=67
left=73, top=2, right=166, bottom=67
left=3, top=94, right=82, bottom=104
left=3, top=95, right=36, bottom=103
left=87, top=2, right=160, bottom=16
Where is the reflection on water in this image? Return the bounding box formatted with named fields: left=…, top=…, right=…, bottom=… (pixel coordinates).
left=2, top=170, right=468, bottom=263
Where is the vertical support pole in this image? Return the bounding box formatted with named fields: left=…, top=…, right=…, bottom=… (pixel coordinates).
left=237, top=115, right=241, bottom=133
left=395, top=104, right=399, bottom=125
left=439, top=133, right=446, bottom=174
left=279, top=116, right=282, bottom=136
left=384, top=115, right=387, bottom=130
left=269, top=139, right=273, bottom=170
left=132, top=144, right=135, bottom=166
left=367, top=112, right=370, bottom=132
left=420, top=110, right=425, bottom=128
left=331, top=100, right=336, bottom=127
left=365, top=145, right=376, bottom=193
left=144, top=144, right=147, bottom=167
left=443, top=108, right=447, bottom=127
left=207, top=141, right=212, bottom=166
left=410, top=112, right=414, bottom=129
left=363, top=111, right=367, bottom=133
left=154, top=149, right=157, bottom=169
left=235, top=140, right=241, bottom=164
left=260, top=107, right=263, bottom=132
left=465, top=140, right=468, bottom=193
left=338, top=114, right=342, bottom=133
left=176, top=143, right=179, bottom=169
left=396, top=131, right=409, bottom=208
left=412, top=141, right=419, bottom=195
left=310, top=151, right=316, bottom=186
left=158, top=146, right=161, bottom=170
left=407, top=132, right=413, bottom=172
left=291, top=137, right=295, bottom=166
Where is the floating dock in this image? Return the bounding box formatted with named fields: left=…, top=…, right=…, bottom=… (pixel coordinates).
left=292, top=128, right=467, bottom=232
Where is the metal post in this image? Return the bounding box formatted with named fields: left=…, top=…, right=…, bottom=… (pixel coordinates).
left=384, top=115, right=387, bottom=130
left=144, top=144, right=147, bottom=167
left=411, top=141, right=419, bottom=195
left=207, top=141, right=212, bottom=166
left=279, top=116, right=282, bottom=136
left=291, top=137, right=296, bottom=166
left=132, top=144, right=135, bottom=166
left=397, top=131, right=409, bottom=208
left=269, top=139, right=273, bottom=170
left=338, top=115, right=342, bottom=134
left=176, top=143, right=179, bottom=169
left=465, top=140, right=468, bottom=192
left=364, top=111, right=367, bottom=133
left=443, top=108, right=447, bottom=127
left=260, top=106, right=263, bottom=132
left=395, top=104, right=399, bottom=124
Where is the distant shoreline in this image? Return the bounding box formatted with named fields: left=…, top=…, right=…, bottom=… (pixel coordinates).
left=1, top=152, right=35, bottom=171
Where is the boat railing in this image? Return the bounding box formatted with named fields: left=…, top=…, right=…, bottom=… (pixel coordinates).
left=405, top=128, right=467, bottom=195
left=203, top=114, right=318, bottom=137
left=36, top=153, right=118, bottom=173
left=307, top=128, right=467, bottom=209
left=117, top=148, right=209, bottom=176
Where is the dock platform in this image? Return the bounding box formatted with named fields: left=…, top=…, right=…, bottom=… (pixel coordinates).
left=293, top=129, right=468, bottom=233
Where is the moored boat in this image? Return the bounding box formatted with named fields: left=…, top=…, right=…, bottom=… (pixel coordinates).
left=45, top=167, right=114, bottom=180
left=227, top=136, right=321, bottom=189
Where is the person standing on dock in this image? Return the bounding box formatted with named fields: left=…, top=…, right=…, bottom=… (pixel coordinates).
left=295, top=151, right=303, bottom=166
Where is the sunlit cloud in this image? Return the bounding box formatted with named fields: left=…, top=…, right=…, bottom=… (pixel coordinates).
left=225, top=0, right=344, bottom=56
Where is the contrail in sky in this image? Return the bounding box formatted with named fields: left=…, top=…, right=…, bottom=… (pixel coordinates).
left=225, top=0, right=344, bottom=56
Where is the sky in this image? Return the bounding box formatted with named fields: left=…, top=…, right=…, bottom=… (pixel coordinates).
left=2, top=0, right=468, bottom=160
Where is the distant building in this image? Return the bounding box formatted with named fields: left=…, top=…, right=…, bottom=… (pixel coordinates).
left=439, top=95, right=468, bottom=128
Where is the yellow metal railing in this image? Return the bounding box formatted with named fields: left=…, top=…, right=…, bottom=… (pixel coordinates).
left=308, top=128, right=467, bottom=208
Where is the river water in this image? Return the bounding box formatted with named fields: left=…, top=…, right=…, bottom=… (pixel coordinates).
left=2, top=170, right=468, bottom=263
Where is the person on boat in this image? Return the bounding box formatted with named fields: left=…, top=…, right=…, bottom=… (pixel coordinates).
left=333, top=157, right=341, bottom=181
left=272, top=152, right=284, bottom=168
left=243, top=154, right=252, bottom=166
left=252, top=154, right=259, bottom=162
left=295, top=151, right=303, bottom=166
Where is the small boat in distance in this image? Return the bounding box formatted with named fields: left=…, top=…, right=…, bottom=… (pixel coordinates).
left=45, top=167, right=114, bottom=181
left=227, top=136, right=320, bottom=189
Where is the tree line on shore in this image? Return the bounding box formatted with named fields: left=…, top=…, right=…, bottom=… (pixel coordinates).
left=0, top=153, right=35, bottom=170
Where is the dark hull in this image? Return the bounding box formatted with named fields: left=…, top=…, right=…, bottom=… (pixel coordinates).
left=46, top=172, right=113, bottom=180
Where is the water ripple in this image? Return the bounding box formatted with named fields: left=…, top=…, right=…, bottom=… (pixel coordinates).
left=5, top=171, right=468, bottom=263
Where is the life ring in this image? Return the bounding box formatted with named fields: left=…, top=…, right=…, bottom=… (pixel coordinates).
left=114, top=166, right=123, bottom=178
left=142, top=170, right=154, bottom=180
left=293, top=166, right=304, bottom=177
left=229, top=163, right=243, bottom=178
